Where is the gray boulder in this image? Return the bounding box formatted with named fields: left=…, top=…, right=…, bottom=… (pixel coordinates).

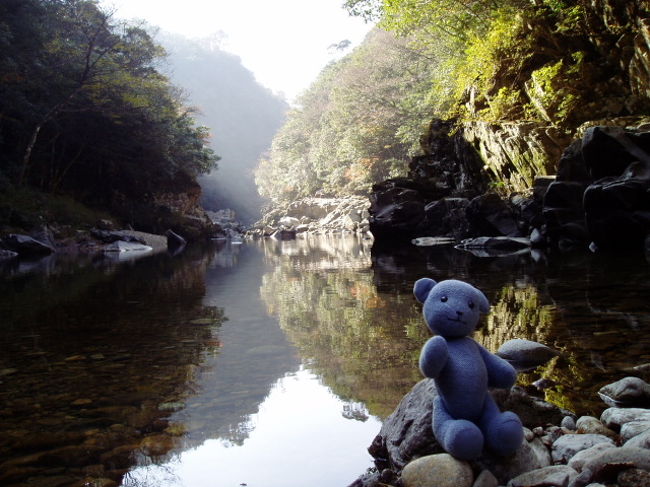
left=601, top=407, right=650, bottom=431
left=621, top=420, right=650, bottom=442
left=507, top=465, right=578, bottom=487
left=625, top=429, right=650, bottom=449
left=575, top=416, right=617, bottom=439
left=496, top=339, right=560, bottom=371
left=551, top=434, right=615, bottom=464
left=567, top=443, right=617, bottom=472
left=582, top=447, right=650, bottom=483
left=598, top=377, right=650, bottom=408
left=476, top=437, right=551, bottom=485
left=367, top=379, right=439, bottom=471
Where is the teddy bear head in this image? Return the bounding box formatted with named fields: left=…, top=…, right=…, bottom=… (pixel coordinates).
left=413, top=278, right=490, bottom=337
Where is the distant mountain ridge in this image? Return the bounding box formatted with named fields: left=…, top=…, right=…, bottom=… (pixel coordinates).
left=160, top=33, right=288, bottom=224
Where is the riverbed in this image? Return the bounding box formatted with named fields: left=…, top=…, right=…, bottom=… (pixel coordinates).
left=1, top=235, right=649, bottom=487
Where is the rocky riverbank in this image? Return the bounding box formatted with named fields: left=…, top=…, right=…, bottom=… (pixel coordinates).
left=368, top=118, right=650, bottom=254
left=247, top=196, right=372, bottom=240
left=348, top=375, right=650, bottom=487
left=0, top=206, right=250, bottom=263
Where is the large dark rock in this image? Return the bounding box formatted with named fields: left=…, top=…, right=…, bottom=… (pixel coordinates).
left=420, top=198, right=471, bottom=239
left=415, top=119, right=488, bottom=198
left=598, top=377, right=650, bottom=408
left=368, top=119, right=489, bottom=242
left=584, top=176, right=650, bottom=250
left=368, top=179, right=426, bottom=240
left=541, top=123, right=650, bottom=251
left=367, top=379, right=572, bottom=473
left=581, top=126, right=650, bottom=180
left=1, top=234, right=54, bottom=256
left=467, top=193, right=521, bottom=237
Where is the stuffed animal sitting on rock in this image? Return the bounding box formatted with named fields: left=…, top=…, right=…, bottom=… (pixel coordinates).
left=414, top=277, right=524, bottom=460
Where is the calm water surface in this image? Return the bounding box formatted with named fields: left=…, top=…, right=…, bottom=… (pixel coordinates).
left=1, top=235, right=649, bottom=487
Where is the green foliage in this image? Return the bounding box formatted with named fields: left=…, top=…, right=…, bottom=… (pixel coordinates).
left=0, top=0, right=218, bottom=220
left=255, top=28, right=435, bottom=205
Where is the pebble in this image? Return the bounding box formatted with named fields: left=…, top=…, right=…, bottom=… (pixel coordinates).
left=401, top=453, right=473, bottom=487
left=561, top=416, right=576, bottom=430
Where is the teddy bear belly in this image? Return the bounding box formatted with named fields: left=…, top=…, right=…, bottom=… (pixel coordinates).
left=436, top=344, right=488, bottom=421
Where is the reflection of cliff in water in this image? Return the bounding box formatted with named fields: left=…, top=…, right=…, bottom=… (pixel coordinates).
left=371, top=244, right=650, bottom=416
left=0, top=247, right=225, bottom=487
left=169, top=244, right=301, bottom=447
left=257, top=235, right=427, bottom=419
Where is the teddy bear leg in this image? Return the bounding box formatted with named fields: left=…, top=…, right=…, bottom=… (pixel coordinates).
left=479, top=395, right=524, bottom=457
left=433, top=396, right=484, bottom=460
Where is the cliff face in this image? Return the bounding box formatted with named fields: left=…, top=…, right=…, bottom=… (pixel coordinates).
left=458, top=0, right=650, bottom=194
left=369, top=1, right=650, bottom=249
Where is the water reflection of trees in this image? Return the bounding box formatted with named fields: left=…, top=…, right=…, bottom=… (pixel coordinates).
left=258, top=236, right=426, bottom=419
left=371, top=244, right=650, bottom=416
left=259, top=235, right=650, bottom=422
left=0, top=246, right=226, bottom=487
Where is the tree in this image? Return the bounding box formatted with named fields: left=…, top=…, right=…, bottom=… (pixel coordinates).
left=255, top=28, right=436, bottom=204
left=0, top=0, right=217, bottom=208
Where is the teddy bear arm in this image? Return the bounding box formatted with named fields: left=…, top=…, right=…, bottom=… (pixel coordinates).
left=478, top=345, right=517, bottom=389
left=419, top=336, right=449, bottom=378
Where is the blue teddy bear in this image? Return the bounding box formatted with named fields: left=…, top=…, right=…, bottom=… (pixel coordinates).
left=414, top=277, right=524, bottom=460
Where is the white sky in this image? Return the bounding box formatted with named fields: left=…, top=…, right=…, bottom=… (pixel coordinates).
left=101, top=0, right=374, bottom=102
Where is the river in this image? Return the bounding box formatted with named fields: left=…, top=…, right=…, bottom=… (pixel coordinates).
left=1, top=235, right=649, bottom=487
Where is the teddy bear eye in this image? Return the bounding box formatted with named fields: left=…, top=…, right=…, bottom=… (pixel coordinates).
left=440, top=296, right=448, bottom=302
left=468, top=301, right=475, bottom=309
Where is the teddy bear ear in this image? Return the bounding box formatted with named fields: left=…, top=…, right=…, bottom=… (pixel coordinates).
left=476, top=288, right=490, bottom=313
left=413, top=278, right=437, bottom=303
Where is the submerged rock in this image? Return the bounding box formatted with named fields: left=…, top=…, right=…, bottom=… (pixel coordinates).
left=0, top=248, right=18, bottom=260
left=1, top=234, right=54, bottom=256
left=103, top=241, right=153, bottom=253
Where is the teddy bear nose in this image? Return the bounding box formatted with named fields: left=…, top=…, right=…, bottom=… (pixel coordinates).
left=456, top=310, right=463, bottom=317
